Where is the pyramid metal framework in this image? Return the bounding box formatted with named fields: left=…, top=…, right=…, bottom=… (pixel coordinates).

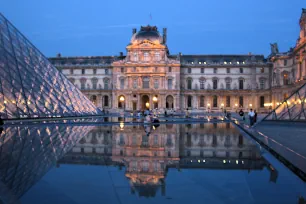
left=264, top=83, right=306, bottom=121
left=0, top=13, right=101, bottom=119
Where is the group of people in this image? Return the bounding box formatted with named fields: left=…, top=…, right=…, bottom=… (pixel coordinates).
left=238, top=109, right=258, bottom=126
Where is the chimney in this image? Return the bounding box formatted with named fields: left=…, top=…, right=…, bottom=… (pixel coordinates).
left=119, top=52, right=123, bottom=57
left=132, top=28, right=137, bottom=34
left=56, top=53, right=61, bottom=58
left=163, top=28, right=167, bottom=44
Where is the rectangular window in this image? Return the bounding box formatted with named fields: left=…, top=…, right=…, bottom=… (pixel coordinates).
left=143, top=77, right=150, bottom=88
left=226, top=68, right=230, bottom=74
left=144, top=52, right=149, bottom=61
left=188, top=68, right=191, bottom=73
left=168, top=67, right=172, bottom=72
left=93, top=69, right=97, bottom=74
left=226, top=82, right=231, bottom=90
left=260, top=96, right=265, bottom=108
left=133, top=79, right=137, bottom=89
left=201, top=68, right=204, bottom=74
left=121, top=67, right=124, bottom=73
left=284, top=60, right=287, bottom=66
left=200, top=96, right=205, bottom=107
left=120, top=78, right=124, bottom=89
left=70, top=68, right=73, bottom=74
left=82, top=69, right=85, bottom=74
left=154, top=79, right=159, bottom=89
left=155, top=52, right=160, bottom=61
left=200, top=80, right=205, bottom=89
left=240, top=68, right=243, bottom=74
left=239, top=80, right=244, bottom=90
left=226, top=96, right=231, bottom=107
left=168, top=79, right=173, bottom=89
left=260, top=79, right=265, bottom=89
left=105, top=69, right=109, bottom=75
left=213, top=68, right=217, bottom=74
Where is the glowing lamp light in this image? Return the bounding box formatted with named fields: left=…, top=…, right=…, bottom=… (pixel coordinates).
left=236, top=160, right=239, bottom=164
left=287, top=101, right=290, bottom=105
left=276, top=102, right=280, bottom=105
left=119, top=122, right=124, bottom=129
left=249, top=104, right=252, bottom=107
left=237, top=61, right=240, bottom=64
left=221, top=103, right=224, bottom=107
left=145, top=102, right=150, bottom=108
left=153, top=96, right=158, bottom=102
left=207, top=103, right=211, bottom=107
left=119, top=96, right=125, bottom=102
left=235, top=103, right=238, bottom=107
left=4, top=100, right=7, bottom=104
left=223, top=160, right=226, bottom=164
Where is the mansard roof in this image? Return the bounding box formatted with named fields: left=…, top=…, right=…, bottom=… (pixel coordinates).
left=131, top=25, right=163, bottom=44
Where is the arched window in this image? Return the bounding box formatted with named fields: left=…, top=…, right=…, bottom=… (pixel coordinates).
left=90, top=95, right=97, bottom=105
left=168, top=78, right=173, bottom=89
left=239, top=96, right=244, bottom=107
left=213, top=78, right=218, bottom=89
left=166, top=95, right=174, bottom=109
left=199, top=96, right=205, bottom=107
left=199, top=77, right=205, bottom=89
left=103, top=95, right=109, bottom=107
left=213, top=95, right=218, bottom=107
left=187, top=78, right=192, bottom=89
left=283, top=72, right=289, bottom=85
left=239, top=78, right=244, bottom=90
left=187, top=95, right=192, bottom=108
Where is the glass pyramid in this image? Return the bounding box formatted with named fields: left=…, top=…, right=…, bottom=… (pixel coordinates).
left=0, top=13, right=101, bottom=119
left=264, top=83, right=306, bottom=121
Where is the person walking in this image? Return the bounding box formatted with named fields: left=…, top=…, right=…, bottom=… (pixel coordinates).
left=254, top=110, right=258, bottom=123
left=0, top=116, right=3, bottom=126
left=248, top=109, right=255, bottom=126
left=238, top=109, right=244, bottom=120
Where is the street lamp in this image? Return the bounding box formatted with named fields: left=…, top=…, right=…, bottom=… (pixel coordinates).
left=153, top=96, right=158, bottom=102
left=152, top=96, right=158, bottom=109
left=145, top=102, right=150, bottom=109
left=119, top=96, right=125, bottom=109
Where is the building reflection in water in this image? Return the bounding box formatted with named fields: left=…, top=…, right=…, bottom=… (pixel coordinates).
left=0, top=124, right=94, bottom=200
left=59, top=122, right=278, bottom=198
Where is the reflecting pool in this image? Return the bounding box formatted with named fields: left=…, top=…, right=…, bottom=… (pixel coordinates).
left=0, top=122, right=305, bottom=204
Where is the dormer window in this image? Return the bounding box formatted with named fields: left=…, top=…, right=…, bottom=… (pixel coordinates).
left=144, top=52, right=149, bottom=61
left=133, top=52, right=138, bottom=61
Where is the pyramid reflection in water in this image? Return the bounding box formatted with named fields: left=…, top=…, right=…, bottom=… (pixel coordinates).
left=264, top=83, right=306, bottom=121
left=0, top=13, right=101, bottom=119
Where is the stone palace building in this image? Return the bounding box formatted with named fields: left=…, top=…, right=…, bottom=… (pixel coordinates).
left=49, top=9, right=306, bottom=113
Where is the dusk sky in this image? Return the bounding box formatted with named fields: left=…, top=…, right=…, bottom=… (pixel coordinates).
left=1, top=0, right=305, bottom=57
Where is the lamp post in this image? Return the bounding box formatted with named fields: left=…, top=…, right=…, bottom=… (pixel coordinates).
left=207, top=103, right=211, bottom=113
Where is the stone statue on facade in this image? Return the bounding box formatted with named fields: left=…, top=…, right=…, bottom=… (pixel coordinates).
left=233, top=83, right=237, bottom=90
left=270, top=43, right=279, bottom=55
left=220, top=83, right=224, bottom=90
left=207, top=83, right=211, bottom=90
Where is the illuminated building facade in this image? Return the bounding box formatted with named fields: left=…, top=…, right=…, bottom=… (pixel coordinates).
left=49, top=9, right=306, bottom=113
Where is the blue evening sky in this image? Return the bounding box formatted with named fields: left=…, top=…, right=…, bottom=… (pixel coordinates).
left=1, top=0, right=305, bottom=57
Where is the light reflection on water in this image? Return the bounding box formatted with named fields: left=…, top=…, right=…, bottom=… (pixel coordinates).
left=0, top=123, right=305, bottom=204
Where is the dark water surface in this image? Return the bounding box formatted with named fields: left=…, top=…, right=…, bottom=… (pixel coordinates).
left=0, top=122, right=305, bottom=204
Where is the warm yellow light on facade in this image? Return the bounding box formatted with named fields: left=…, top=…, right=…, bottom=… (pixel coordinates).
left=276, top=102, right=280, bottom=105
left=207, top=103, right=210, bottom=107
left=153, top=96, right=158, bottom=102
left=145, top=102, right=150, bottom=108
left=4, top=100, right=7, bottom=104
left=287, top=101, right=290, bottom=105
left=235, top=103, right=238, bottom=107
left=119, top=96, right=125, bottom=102
left=221, top=103, right=224, bottom=107
left=249, top=104, right=252, bottom=107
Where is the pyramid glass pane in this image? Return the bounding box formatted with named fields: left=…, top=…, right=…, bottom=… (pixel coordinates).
left=0, top=13, right=101, bottom=119
left=264, top=83, right=306, bottom=121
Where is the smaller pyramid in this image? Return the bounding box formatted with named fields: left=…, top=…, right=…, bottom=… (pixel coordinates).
left=264, top=83, right=306, bottom=121
left=0, top=13, right=101, bottom=119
